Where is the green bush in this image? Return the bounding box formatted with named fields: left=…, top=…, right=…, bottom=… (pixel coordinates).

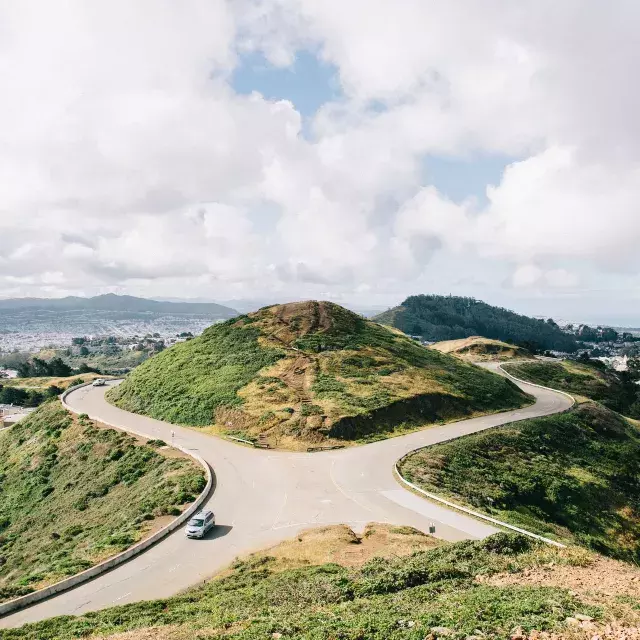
left=401, top=404, right=640, bottom=562
left=0, top=402, right=205, bottom=600
left=3, top=533, right=601, bottom=640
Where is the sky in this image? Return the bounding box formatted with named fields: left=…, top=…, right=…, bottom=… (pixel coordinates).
left=1, top=1, right=640, bottom=325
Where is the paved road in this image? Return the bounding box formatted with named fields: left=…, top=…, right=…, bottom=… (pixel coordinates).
left=1, top=365, right=572, bottom=627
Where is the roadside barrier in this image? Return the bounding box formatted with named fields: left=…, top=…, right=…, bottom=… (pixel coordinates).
left=395, top=460, right=565, bottom=548
left=394, top=368, right=576, bottom=549
left=0, top=381, right=214, bottom=617
left=497, top=363, right=576, bottom=408
left=227, top=435, right=256, bottom=446
left=307, top=444, right=346, bottom=452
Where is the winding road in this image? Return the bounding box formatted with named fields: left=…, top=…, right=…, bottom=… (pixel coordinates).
left=0, top=364, right=572, bottom=628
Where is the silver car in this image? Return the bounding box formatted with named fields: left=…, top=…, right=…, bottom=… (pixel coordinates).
left=185, top=510, right=215, bottom=539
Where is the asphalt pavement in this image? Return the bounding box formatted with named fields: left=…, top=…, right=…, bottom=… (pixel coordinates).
left=0, top=364, right=572, bottom=627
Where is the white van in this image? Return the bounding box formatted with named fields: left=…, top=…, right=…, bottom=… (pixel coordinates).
left=185, top=510, right=215, bottom=539
left=92, top=378, right=106, bottom=387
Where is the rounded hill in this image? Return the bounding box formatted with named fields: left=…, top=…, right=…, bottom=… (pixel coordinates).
left=430, top=336, right=532, bottom=362
left=108, top=301, right=531, bottom=448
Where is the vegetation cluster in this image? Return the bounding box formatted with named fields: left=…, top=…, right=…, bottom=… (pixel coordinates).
left=375, top=295, right=579, bottom=352
left=400, top=403, right=640, bottom=563
left=504, top=359, right=640, bottom=418
left=0, top=402, right=205, bottom=601
left=108, top=301, right=529, bottom=448
left=2, top=532, right=612, bottom=640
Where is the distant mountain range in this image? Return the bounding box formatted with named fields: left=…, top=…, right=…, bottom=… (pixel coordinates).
left=0, top=294, right=238, bottom=317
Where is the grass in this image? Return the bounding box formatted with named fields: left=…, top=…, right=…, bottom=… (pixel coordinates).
left=399, top=403, right=640, bottom=563
left=109, top=301, right=531, bottom=448
left=0, top=372, right=107, bottom=391
left=503, top=360, right=638, bottom=415
left=1, top=529, right=615, bottom=640
left=0, top=401, right=205, bottom=602
left=430, top=336, right=532, bottom=362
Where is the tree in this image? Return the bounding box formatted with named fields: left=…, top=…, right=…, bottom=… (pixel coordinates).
left=47, top=357, right=72, bottom=377
left=578, top=325, right=598, bottom=341
left=79, top=346, right=90, bottom=356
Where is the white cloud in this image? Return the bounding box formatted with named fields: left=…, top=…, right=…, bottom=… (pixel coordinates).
left=512, top=265, right=542, bottom=288
left=0, top=0, right=639, bottom=321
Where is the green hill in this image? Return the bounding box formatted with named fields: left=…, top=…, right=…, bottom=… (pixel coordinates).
left=0, top=402, right=205, bottom=602
left=400, top=403, right=640, bottom=563
left=108, top=301, right=530, bottom=448
left=8, top=525, right=640, bottom=640
left=375, top=295, right=578, bottom=353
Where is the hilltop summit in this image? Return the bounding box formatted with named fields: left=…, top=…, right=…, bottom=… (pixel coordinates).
left=108, top=300, right=529, bottom=449
left=375, top=295, right=578, bottom=353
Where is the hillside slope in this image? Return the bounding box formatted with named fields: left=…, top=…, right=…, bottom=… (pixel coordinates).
left=375, top=295, right=577, bottom=352
left=108, top=301, right=530, bottom=448
left=7, top=527, right=640, bottom=640
left=0, top=402, right=205, bottom=602
left=503, top=359, right=640, bottom=418
left=400, top=403, right=640, bottom=563
left=430, top=336, right=532, bottom=362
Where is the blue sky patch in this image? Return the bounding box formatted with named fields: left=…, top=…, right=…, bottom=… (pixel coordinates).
left=232, top=50, right=341, bottom=119
left=422, top=153, right=518, bottom=207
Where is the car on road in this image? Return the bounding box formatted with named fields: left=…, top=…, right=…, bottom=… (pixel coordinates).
left=185, top=509, right=215, bottom=539
left=92, top=378, right=106, bottom=387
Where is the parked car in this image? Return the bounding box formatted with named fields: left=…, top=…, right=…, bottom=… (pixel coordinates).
left=92, top=378, right=106, bottom=387
left=185, top=509, right=215, bottom=539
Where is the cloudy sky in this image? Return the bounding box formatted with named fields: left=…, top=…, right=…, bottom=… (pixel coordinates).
left=1, top=1, right=639, bottom=324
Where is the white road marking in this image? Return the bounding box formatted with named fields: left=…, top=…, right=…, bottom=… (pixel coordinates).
left=112, top=592, right=131, bottom=603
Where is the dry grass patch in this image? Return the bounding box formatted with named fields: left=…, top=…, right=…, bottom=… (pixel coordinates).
left=1, top=372, right=109, bottom=390
left=431, top=336, right=532, bottom=362
left=239, top=523, right=441, bottom=573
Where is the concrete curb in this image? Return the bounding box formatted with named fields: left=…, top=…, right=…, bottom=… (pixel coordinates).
left=0, top=382, right=213, bottom=618
left=498, top=363, right=577, bottom=408
left=394, top=368, right=574, bottom=549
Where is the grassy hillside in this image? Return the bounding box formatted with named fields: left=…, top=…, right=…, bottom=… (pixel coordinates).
left=400, top=404, right=640, bottom=563
left=375, top=295, right=578, bottom=352
left=430, top=336, right=532, bottom=362
left=0, top=402, right=205, bottom=602
left=7, top=525, right=640, bottom=640
left=108, top=301, right=530, bottom=448
left=1, top=372, right=106, bottom=391
left=504, top=359, right=640, bottom=417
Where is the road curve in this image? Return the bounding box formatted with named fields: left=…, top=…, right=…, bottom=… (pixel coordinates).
left=1, top=364, right=572, bottom=627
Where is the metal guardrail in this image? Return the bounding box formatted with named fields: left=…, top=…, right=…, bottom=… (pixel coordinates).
left=307, top=444, right=346, bottom=452
left=498, top=363, right=577, bottom=408
left=393, top=368, right=575, bottom=549
left=394, top=461, right=565, bottom=548
left=0, top=381, right=214, bottom=617
left=226, top=435, right=272, bottom=449
left=226, top=435, right=256, bottom=446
